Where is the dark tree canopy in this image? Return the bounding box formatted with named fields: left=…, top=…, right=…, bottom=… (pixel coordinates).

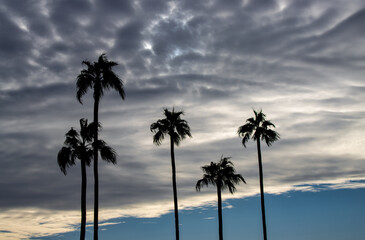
left=76, top=53, right=125, bottom=104
left=237, top=109, right=280, bottom=147
left=150, top=108, right=192, bottom=146
left=196, top=156, right=246, bottom=193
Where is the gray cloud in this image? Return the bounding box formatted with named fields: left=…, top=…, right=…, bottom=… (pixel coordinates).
left=1, top=0, right=365, bottom=237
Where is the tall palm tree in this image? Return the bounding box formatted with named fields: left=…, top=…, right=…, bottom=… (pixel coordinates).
left=150, top=108, right=192, bottom=240
left=57, top=118, right=93, bottom=240
left=237, top=109, right=279, bottom=240
left=76, top=53, right=125, bottom=240
left=196, top=156, right=245, bottom=240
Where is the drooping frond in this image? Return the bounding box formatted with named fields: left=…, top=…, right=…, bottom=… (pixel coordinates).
left=175, top=119, right=192, bottom=139
left=237, top=123, right=254, bottom=147
left=152, top=129, right=165, bottom=145
left=101, top=66, right=125, bottom=100
left=57, top=147, right=74, bottom=175
left=97, top=140, right=117, bottom=164
left=196, top=178, right=210, bottom=191
left=76, top=62, right=94, bottom=104
left=262, top=129, right=280, bottom=146
left=150, top=121, right=168, bottom=145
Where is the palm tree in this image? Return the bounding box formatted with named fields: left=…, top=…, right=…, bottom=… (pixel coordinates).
left=237, top=109, right=279, bottom=240
left=57, top=118, right=93, bottom=240
left=196, top=156, right=245, bottom=240
left=150, top=108, right=192, bottom=240
left=76, top=53, right=125, bottom=240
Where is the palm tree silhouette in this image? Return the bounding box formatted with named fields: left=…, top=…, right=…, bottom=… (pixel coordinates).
left=150, top=108, right=192, bottom=240
left=76, top=53, right=125, bottom=240
left=57, top=118, right=94, bottom=240
left=237, top=109, right=279, bottom=240
left=196, top=156, right=245, bottom=240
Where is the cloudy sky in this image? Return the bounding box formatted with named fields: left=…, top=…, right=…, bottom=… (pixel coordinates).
left=1, top=0, right=365, bottom=239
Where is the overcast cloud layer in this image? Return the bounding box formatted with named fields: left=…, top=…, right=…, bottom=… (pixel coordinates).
left=1, top=0, right=365, bottom=239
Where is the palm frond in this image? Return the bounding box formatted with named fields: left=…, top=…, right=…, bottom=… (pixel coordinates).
left=57, top=147, right=74, bottom=175
left=76, top=68, right=94, bottom=104
left=98, top=140, right=117, bottom=164
left=175, top=120, right=192, bottom=138
left=102, top=69, right=125, bottom=100
left=171, top=132, right=182, bottom=146
left=196, top=178, right=210, bottom=191
left=262, top=129, right=280, bottom=146
left=237, top=124, right=254, bottom=147
left=262, top=120, right=275, bottom=129
left=152, top=129, right=165, bottom=145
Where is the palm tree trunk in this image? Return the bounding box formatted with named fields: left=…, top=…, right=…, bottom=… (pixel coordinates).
left=80, top=159, right=87, bottom=240
left=217, top=186, right=223, bottom=240
left=170, top=135, right=180, bottom=240
left=93, top=98, right=99, bottom=240
left=257, top=139, right=267, bottom=240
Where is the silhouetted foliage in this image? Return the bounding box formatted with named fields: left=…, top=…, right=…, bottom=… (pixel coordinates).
left=57, top=118, right=93, bottom=240
left=150, top=108, right=192, bottom=240
left=76, top=53, right=124, bottom=240
left=196, top=156, right=245, bottom=240
left=237, top=109, right=279, bottom=240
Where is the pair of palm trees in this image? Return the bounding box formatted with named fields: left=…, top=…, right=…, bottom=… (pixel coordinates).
left=58, top=54, right=125, bottom=240
left=151, top=108, right=279, bottom=240
left=57, top=119, right=116, bottom=240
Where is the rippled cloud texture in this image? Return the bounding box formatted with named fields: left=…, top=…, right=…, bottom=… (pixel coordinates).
left=1, top=0, right=365, bottom=239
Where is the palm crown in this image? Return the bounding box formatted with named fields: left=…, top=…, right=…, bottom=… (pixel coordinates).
left=150, top=108, right=192, bottom=145
left=76, top=53, right=125, bottom=103
left=196, top=156, right=245, bottom=193
left=57, top=118, right=93, bottom=174
left=57, top=119, right=116, bottom=174
left=237, top=109, right=280, bottom=147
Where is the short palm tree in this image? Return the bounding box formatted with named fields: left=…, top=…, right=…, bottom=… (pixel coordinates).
left=76, top=53, right=125, bottom=240
left=237, top=109, right=279, bottom=240
left=196, top=156, right=245, bottom=240
left=150, top=108, right=192, bottom=240
left=57, top=118, right=93, bottom=240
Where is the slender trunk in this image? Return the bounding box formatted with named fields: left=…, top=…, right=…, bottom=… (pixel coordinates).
left=170, top=135, right=180, bottom=240
left=80, top=159, right=87, bottom=240
left=217, top=186, right=223, bottom=240
left=257, top=139, right=267, bottom=240
left=93, top=98, right=99, bottom=240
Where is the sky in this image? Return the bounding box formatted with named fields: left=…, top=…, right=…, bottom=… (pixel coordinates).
left=0, top=0, right=365, bottom=239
